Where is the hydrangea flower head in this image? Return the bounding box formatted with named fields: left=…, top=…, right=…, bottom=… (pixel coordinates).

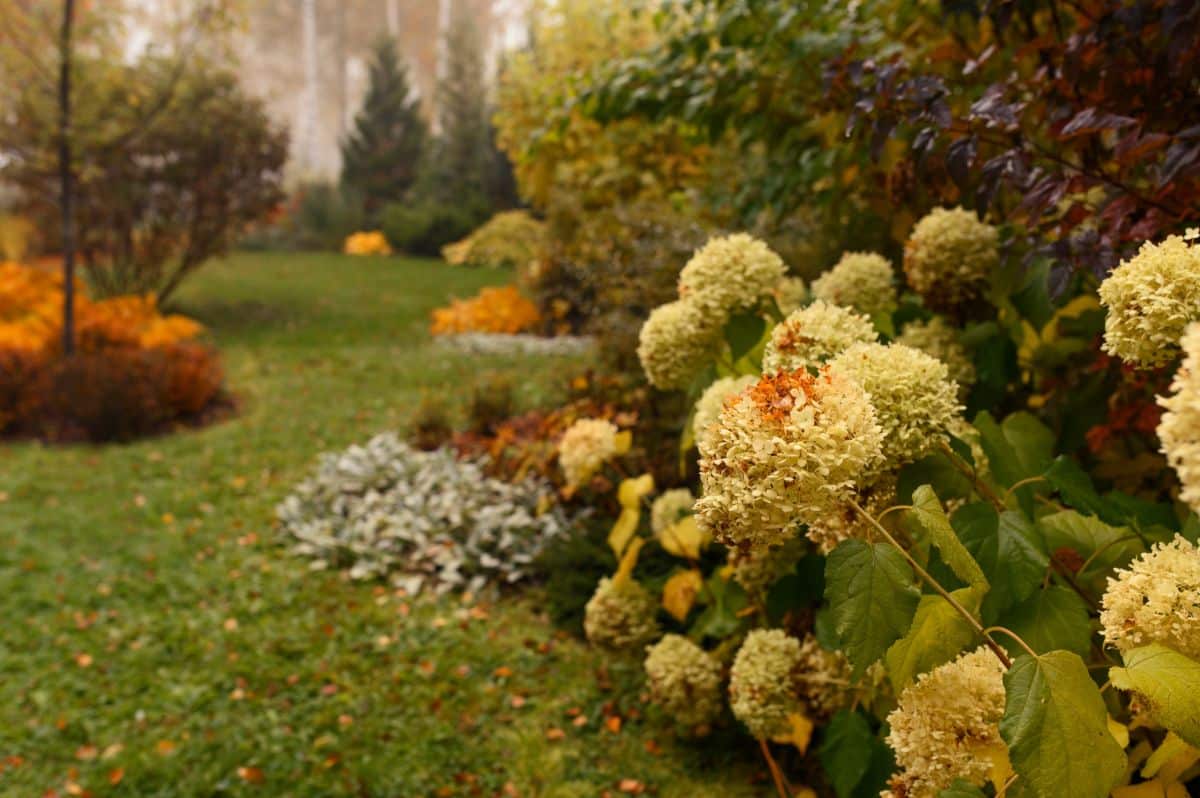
left=650, top=488, right=695, bottom=536
left=829, top=342, right=962, bottom=467
left=897, top=317, right=975, bottom=400
left=886, top=647, right=1009, bottom=798
left=692, top=375, right=757, bottom=445
left=1158, top=323, right=1200, bottom=510
left=637, top=299, right=722, bottom=390
left=678, top=233, right=787, bottom=317
left=761, top=300, right=877, bottom=374
left=774, top=275, right=809, bottom=315
left=1099, top=235, right=1200, bottom=368
left=643, top=634, right=723, bottom=729
left=558, top=418, right=620, bottom=488
left=903, top=207, right=998, bottom=308
left=1100, top=536, right=1200, bottom=659
left=584, top=576, right=660, bottom=650
left=811, top=251, right=897, bottom=317
left=694, top=368, right=884, bottom=550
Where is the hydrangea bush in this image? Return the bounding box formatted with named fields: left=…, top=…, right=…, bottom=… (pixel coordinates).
left=277, top=433, right=573, bottom=594
left=577, top=212, right=1200, bottom=798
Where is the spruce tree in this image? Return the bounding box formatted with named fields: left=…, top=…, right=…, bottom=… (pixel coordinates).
left=340, top=37, right=427, bottom=215
left=428, top=13, right=491, bottom=212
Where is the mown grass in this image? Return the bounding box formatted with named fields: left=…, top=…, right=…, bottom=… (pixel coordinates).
left=0, top=252, right=763, bottom=797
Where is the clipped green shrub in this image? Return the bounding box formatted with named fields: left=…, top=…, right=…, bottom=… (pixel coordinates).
left=380, top=202, right=479, bottom=257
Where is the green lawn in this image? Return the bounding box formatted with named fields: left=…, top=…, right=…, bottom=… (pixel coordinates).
left=0, top=253, right=762, bottom=797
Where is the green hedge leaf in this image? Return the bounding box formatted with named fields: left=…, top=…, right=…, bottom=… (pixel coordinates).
left=1042, top=455, right=1123, bottom=525
left=1001, top=651, right=1126, bottom=798
left=825, top=540, right=921, bottom=677
left=957, top=510, right=1047, bottom=616
left=1110, top=643, right=1200, bottom=747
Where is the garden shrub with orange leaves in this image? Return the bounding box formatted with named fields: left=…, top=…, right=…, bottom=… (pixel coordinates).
left=0, top=262, right=225, bottom=441
left=429, top=284, right=542, bottom=336
left=342, top=230, right=393, bottom=256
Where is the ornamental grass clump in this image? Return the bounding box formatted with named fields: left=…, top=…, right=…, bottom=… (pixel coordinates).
left=811, top=251, right=897, bottom=317
left=1158, top=323, right=1200, bottom=511
left=677, top=233, right=787, bottom=317
left=761, top=300, right=877, bottom=374
left=828, top=341, right=962, bottom=467
left=643, top=634, right=723, bottom=729
left=695, top=368, right=884, bottom=550
left=903, top=207, right=998, bottom=309
left=885, top=647, right=1009, bottom=798
left=1099, top=235, right=1200, bottom=368
left=636, top=299, right=722, bottom=390
left=276, top=433, right=571, bottom=594
left=584, top=575, right=660, bottom=651
left=558, top=417, right=623, bottom=488
left=896, top=317, right=976, bottom=399
left=691, top=375, right=756, bottom=444
left=1100, top=536, right=1200, bottom=660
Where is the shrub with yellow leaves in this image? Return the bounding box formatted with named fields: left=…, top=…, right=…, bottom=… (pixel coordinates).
left=342, top=230, right=393, bottom=256
left=429, top=285, right=542, bottom=336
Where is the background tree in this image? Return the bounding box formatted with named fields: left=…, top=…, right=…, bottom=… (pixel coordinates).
left=339, top=36, right=427, bottom=218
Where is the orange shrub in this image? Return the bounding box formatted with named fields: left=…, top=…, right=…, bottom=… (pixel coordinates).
left=429, top=284, right=542, bottom=336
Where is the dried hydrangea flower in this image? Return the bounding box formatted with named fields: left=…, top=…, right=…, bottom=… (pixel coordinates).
left=1099, top=235, right=1200, bottom=368
left=729, top=536, right=806, bottom=597
left=644, top=634, right=724, bottom=729
left=695, top=368, right=884, bottom=550
left=558, top=418, right=619, bottom=488
left=811, top=251, right=897, bottom=317
left=774, top=275, right=809, bottom=315
left=637, top=299, right=722, bottom=390
left=805, top=479, right=896, bottom=555
left=1100, top=535, right=1200, bottom=659
left=692, top=375, right=757, bottom=445
left=761, top=300, right=877, bottom=374
left=729, top=630, right=851, bottom=739
left=903, top=207, right=998, bottom=309
left=897, top=317, right=976, bottom=400
left=829, top=342, right=962, bottom=467
left=678, top=233, right=787, bottom=317
left=886, top=647, right=1009, bottom=798
left=650, top=488, right=695, bottom=536
left=1159, top=324, right=1200, bottom=511
left=584, top=576, right=660, bottom=651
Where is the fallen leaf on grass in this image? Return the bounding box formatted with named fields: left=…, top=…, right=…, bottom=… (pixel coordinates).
left=605, top=715, right=622, bottom=734
left=237, top=766, right=265, bottom=784
left=108, top=768, right=124, bottom=786
left=545, top=728, right=566, bottom=741
left=618, top=780, right=645, bottom=794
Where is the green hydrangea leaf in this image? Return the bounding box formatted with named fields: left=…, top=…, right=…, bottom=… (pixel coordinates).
left=938, top=780, right=988, bottom=798
left=819, top=708, right=895, bottom=798
left=885, top=586, right=983, bottom=690
left=906, top=485, right=988, bottom=590
left=825, top=540, right=921, bottom=677
left=723, top=312, right=766, bottom=363
left=1042, top=455, right=1123, bottom=525
left=956, top=509, right=1047, bottom=616
left=1110, top=643, right=1200, bottom=747
left=1037, top=510, right=1143, bottom=583
left=996, top=586, right=1092, bottom=658
left=1000, top=651, right=1126, bottom=798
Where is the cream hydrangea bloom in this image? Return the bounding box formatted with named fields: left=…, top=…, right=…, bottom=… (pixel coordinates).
left=805, top=480, right=896, bottom=555
left=1099, top=236, right=1200, bottom=368
left=903, top=207, right=999, bottom=308
left=695, top=369, right=884, bottom=550
left=761, top=301, right=877, bottom=374
left=650, top=488, right=695, bottom=536
left=729, top=537, right=806, bottom=597
left=678, top=233, right=787, bottom=317
left=643, top=634, right=723, bottom=729
left=637, top=299, right=722, bottom=390
left=811, top=251, right=897, bottom=317
left=774, top=275, right=809, bottom=315
left=558, top=418, right=620, bottom=488
left=584, top=576, right=660, bottom=651
left=1100, top=536, right=1200, bottom=659
left=729, top=631, right=851, bottom=739
left=829, top=342, right=962, bottom=467
left=1158, top=323, right=1200, bottom=510
left=692, top=375, right=757, bottom=445
left=886, top=647, right=1009, bottom=798
left=897, top=317, right=976, bottom=400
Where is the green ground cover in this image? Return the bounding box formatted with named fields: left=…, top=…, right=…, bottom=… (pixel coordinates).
left=0, top=253, right=760, bottom=798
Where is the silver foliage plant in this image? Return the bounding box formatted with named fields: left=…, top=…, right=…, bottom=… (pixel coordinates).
left=277, top=432, right=575, bottom=594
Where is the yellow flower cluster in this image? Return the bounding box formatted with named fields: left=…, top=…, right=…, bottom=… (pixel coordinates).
left=342, top=230, right=393, bottom=256
left=897, top=317, right=975, bottom=400
left=677, top=233, right=787, bottom=317
left=903, top=207, right=998, bottom=308
left=1158, top=323, right=1200, bottom=512
left=829, top=342, right=962, bottom=467
left=762, top=300, right=876, bottom=374
left=811, top=251, right=897, bottom=317
left=583, top=576, right=660, bottom=651
left=637, top=300, right=722, bottom=390
left=643, top=634, right=724, bottom=729
left=558, top=418, right=621, bottom=488
left=650, top=488, right=695, bottom=536
left=695, top=368, right=884, bottom=550
left=886, top=648, right=1009, bottom=798
left=1100, top=536, right=1200, bottom=659
left=692, top=375, right=757, bottom=445
left=1099, top=235, right=1200, bottom=368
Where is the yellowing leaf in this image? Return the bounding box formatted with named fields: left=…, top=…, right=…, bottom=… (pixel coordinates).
left=771, top=712, right=814, bottom=754
left=612, top=537, right=644, bottom=588
left=617, top=474, right=654, bottom=508
left=1113, top=781, right=1190, bottom=798
left=658, top=516, right=707, bottom=559
left=608, top=508, right=640, bottom=557
left=1108, top=715, right=1131, bottom=750
left=661, top=569, right=702, bottom=622
left=1142, top=732, right=1200, bottom=782
left=613, top=430, right=633, bottom=456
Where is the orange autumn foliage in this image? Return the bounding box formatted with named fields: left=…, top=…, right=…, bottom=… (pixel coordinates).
left=429, top=284, right=542, bottom=336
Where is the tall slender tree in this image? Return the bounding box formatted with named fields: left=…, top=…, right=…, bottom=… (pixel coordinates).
left=428, top=12, right=491, bottom=208
left=340, top=37, right=427, bottom=216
